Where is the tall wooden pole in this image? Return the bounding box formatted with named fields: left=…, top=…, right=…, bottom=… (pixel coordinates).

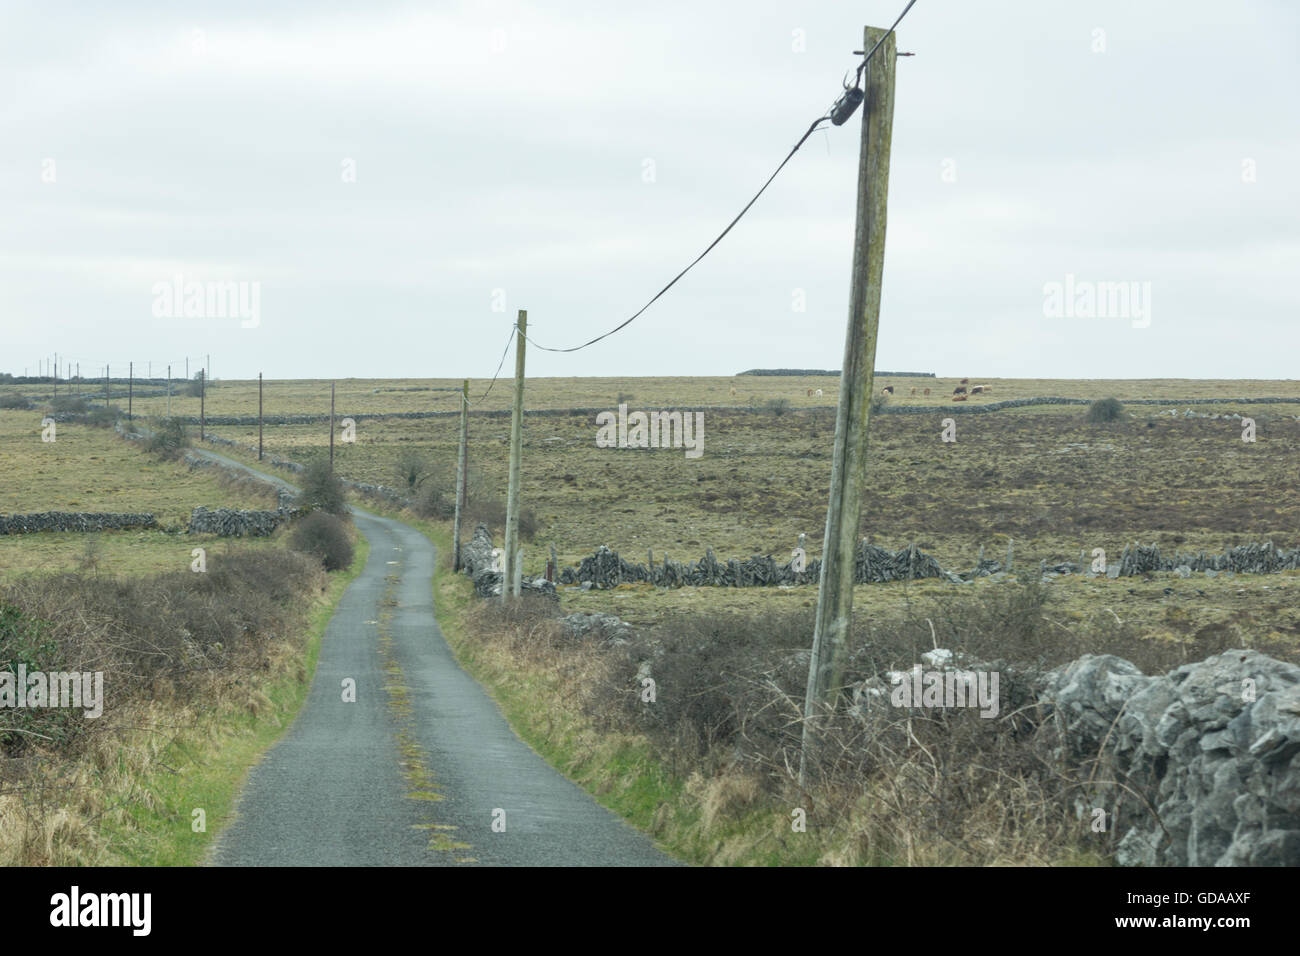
left=128, top=361, right=133, bottom=419
left=199, top=368, right=205, bottom=441
left=167, top=364, right=171, bottom=417
left=329, top=382, right=335, bottom=471
left=258, top=372, right=264, bottom=460
left=453, top=378, right=469, bottom=572
left=800, top=25, right=897, bottom=786
left=105, top=364, right=109, bottom=406
left=502, top=311, right=526, bottom=602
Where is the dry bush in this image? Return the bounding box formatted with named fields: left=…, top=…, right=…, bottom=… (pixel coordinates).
left=291, top=512, right=355, bottom=571
left=461, top=579, right=1234, bottom=864
left=0, top=549, right=325, bottom=864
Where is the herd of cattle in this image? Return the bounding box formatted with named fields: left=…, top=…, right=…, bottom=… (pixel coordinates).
left=728, top=379, right=996, bottom=403
left=880, top=377, right=992, bottom=402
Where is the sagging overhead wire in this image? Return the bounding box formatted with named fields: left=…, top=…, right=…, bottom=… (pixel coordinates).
left=468, top=323, right=516, bottom=406
left=522, top=0, right=920, bottom=355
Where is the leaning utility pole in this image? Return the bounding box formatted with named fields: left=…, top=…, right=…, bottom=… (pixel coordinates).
left=452, top=378, right=469, bottom=572
left=501, top=311, right=526, bottom=602
left=800, top=25, right=898, bottom=786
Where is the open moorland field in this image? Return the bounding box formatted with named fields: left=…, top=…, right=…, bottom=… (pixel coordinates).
left=0, top=408, right=282, bottom=577
left=5, top=374, right=1299, bottom=650
left=16, top=373, right=1300, bottom=418
left=55, top=373, right=1288, bottom=650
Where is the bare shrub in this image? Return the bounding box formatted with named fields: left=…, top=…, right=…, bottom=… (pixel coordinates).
left=1086, top=397, right=1125, bottom=423
left=290, top=512, right=355, bottom=571
left=299, top=460, right=349, bottom=516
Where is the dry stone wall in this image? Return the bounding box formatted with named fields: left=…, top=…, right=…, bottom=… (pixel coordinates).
left=0, top=512, right=158, bottom=535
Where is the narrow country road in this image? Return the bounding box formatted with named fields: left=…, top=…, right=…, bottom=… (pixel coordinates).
left=198, top=449, right=677, bottom=866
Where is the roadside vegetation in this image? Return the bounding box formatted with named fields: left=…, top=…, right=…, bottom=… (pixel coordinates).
left=0, top=542, right=366, bottom=865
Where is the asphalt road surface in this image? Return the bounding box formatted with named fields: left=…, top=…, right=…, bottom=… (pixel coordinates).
left=202, top=450, right=677, bottom=866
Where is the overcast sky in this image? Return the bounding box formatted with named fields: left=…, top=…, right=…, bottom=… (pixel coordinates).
left=2, top=1, right=1297, bottom=381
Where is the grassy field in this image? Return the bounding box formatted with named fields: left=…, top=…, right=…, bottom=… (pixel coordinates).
left=129, top=373, right=1298, bottom=663
left=173, top=379, right=1298, bottom=564
left=0, top=408, right=284, bottom=579
left=9, top=374, right=1300, bottom=420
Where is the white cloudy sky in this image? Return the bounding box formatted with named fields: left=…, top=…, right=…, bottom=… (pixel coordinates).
left=2, top=0, right=1297, bottom=381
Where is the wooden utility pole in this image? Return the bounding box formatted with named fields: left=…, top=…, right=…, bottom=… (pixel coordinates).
left=105, top=365, right=110, bottom=406
left=199, top=368, right=205, bottom=441
left=329, top=382, right=336, bottom=470
left=258, top=373, right=264, bottom=460
left=53, top=354, right=57, bottom=397
left=167, top=364, right=171, bottom=417
left=452, top=378, right=469, bottom=572
left=501, top=311, right=526, bottom=602
left=128, top=362, right=133, bottom=419
left=800, top=25, right=898, bottom=785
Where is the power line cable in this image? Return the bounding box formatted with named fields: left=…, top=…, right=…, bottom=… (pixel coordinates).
left=522, top=0, right=920, bottom=355
left=469, top=323, right=516, bottom=406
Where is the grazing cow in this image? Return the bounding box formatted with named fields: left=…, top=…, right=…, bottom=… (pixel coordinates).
left=729, top=387, right=737, bottom=397
left=881, top=385, right=894, bottom=395
left=970, top=385, right=985, bottom=394
left=982, top=385, right=992, bottom=393
left=807, top=388, right=813, bottom=397
left=960, top=378, right=970, bottom=385
left=923, top=387, right=930, bottom=396
left=910, top=387, right=917, bottom=396
left=952, top=394, right=968, bottom=402
left=953, top=386, right=967, bottom=395
left=814, top=388, right=824, bottom=398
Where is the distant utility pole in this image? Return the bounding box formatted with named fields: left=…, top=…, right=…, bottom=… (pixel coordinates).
left=167, top=364, right=172, bottom=417
left=105, top=364, right=110, bottom=406
left=199, top=368, right=205, bottom=441
left=258, top=372, right=264, bottom=461
left=800, top=24, right=898, bottom=786
left=329, top=382, right=336, bottom=470
left=128, top=362, right=133, bottom=419
left=501, top=310, right=527, bottom=602
left=53, top=353, right=57, bottom=397
left=453, top=379, right=469, bottom=572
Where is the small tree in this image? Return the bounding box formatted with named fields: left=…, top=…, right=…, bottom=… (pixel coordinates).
left=145, top=417, right=190, bottom=459
left=299, top=460, right=349, bottom=516
left=395, top=449, right=433, bottom=494
left=185, top=371, right=205, bottom=397
left=1086, top=397, right=1125, bottom=423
